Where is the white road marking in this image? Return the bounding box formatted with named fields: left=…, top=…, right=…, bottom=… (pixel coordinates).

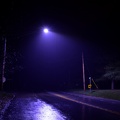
left=50, top=93, right=120, bottom=116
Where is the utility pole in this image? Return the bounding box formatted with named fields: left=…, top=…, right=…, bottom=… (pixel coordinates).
left=82, top=52, right=86, bottom=91
left=0, top=37, right=7, bottom=91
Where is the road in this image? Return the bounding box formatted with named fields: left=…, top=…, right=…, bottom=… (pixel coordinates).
left=1, top=92, right=120, bottom=120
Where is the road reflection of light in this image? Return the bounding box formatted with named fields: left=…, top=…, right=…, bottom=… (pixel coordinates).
left=24, top=99, right=67, bottom=120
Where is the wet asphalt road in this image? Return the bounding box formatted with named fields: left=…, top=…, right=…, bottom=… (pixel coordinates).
left=1, top=92, right=120, bottom=120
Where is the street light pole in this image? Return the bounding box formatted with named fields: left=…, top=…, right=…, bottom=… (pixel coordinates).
left=0, top=37, right=7, bottom=91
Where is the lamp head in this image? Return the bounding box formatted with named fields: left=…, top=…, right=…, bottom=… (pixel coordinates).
left=43, top=28, right=49, bottom=33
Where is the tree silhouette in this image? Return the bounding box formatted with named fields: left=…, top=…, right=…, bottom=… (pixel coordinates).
left=99, top=61, right=120, bottom=89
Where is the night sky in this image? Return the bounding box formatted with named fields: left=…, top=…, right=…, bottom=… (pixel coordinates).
left=0, top=0, right=120, bottom=91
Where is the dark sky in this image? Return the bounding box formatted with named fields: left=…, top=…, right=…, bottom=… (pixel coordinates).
left=0, top=0, right=119, bottom=50
left=0, top=0, right=120, bottom=91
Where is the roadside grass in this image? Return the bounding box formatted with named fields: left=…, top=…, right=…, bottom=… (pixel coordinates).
left=0, top=92, right=14, bottom=99
left=70, top=89, right=120, bottom=101
left=0, top=92, right=15, bottom=115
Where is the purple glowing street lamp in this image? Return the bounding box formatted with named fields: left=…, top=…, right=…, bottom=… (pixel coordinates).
left=43, top=28, right=49, bottom=33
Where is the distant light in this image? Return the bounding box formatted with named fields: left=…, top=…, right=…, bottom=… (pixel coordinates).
left=44, top=28, right=49, bottom=33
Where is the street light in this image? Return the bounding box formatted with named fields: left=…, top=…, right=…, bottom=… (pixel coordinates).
left=43, top=28, right=49, bottom=33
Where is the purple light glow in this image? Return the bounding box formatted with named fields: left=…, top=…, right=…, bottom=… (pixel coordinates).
left=44, top=28, right=48, bottom=33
